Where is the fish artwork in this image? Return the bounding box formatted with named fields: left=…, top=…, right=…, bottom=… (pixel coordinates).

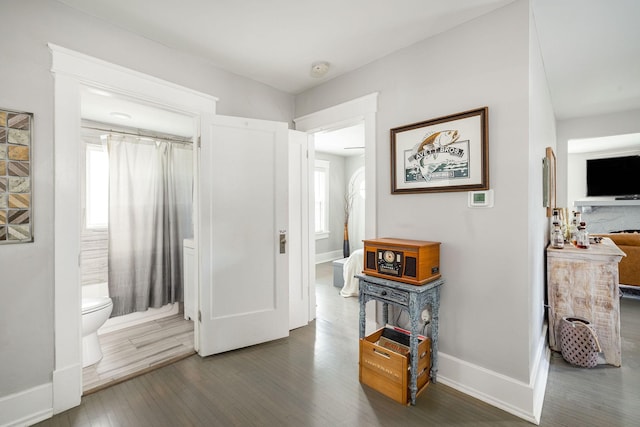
left=408, top=130, right=460, bottom=162
left=407, top=129, right=461, bottom=182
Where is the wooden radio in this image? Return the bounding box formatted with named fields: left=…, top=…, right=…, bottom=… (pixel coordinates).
left=363, top=238, right=441, bottom=285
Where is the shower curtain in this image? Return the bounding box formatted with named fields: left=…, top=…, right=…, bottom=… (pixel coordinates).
left=107, top=135, right=193, bottom=317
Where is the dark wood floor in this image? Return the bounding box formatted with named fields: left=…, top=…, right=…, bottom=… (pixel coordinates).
left=37, top=263, right=640, bottom=426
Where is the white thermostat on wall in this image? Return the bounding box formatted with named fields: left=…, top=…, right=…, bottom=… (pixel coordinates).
left=468, top=189, right=494, bottom=208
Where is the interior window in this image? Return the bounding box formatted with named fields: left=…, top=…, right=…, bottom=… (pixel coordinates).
left=86, top=144, right=109, bottom=229
left=314, top=160, right=330, bottom=239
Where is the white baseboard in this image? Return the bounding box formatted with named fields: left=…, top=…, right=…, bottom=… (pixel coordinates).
left=0, top=383, right=52, bottom=427
left=315, top=250, right=344, bottom=264
left=52, top=364, right=82, bottom=414
left=531, top=325, right=551, bottom=423
left=438, top=325, right=550, bottom=425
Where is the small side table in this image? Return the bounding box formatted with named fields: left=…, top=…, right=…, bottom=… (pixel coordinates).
left=357, top=274, right=444, bottom=405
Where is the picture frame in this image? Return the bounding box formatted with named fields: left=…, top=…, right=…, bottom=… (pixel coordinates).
left=0, top=108, right=34, bottom=243
left=390, top=107, right=489, bottom=194
left=543, top=146, right=556, bottom=217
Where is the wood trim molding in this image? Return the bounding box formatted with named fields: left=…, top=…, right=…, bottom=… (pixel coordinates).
left=438, top=325, right=550, bottom=424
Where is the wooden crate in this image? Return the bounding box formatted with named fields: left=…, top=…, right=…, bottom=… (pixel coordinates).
left=359, top=328, right=430, bottom=405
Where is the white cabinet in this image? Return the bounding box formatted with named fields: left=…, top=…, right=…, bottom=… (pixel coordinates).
left=183, top=238, right=195, bottom=321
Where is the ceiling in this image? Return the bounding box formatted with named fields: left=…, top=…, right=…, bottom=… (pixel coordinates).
left=567, top=133, right=640, bottom=155
left=61, top=0, right=640, bottom=152
left=58, top=0, right=516, bottom=95
left=81, top=87, right=195, bottom=137
left=532, top=0, right=640, bottom=121
left=314, top=123, right=365, bottom=157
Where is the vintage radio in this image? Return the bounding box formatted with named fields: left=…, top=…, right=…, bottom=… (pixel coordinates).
left=363, top=238, right=441, bottom=285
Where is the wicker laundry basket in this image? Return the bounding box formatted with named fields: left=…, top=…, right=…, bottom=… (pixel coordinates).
left=560, top=317, right=601, bottom=368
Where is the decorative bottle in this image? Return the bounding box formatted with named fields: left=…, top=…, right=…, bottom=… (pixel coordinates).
left=569, top=211, right=581, bottom=245
left=576, top=221, right=590, bottom=249
left=550, top=209, right=561, bottom=241
left=551, top=222, right=564, bottom=249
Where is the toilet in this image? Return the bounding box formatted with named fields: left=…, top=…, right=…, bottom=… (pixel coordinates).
left=81, top=297, right=113, bottom=367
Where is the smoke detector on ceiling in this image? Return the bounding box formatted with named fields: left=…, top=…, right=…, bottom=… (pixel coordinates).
left=310, top=61, right=330, bottom=78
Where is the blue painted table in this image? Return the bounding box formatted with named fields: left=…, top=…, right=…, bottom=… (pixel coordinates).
left=357, top=274, right=444, bottom=405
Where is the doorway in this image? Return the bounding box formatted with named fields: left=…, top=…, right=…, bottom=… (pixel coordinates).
left=78, top=87, right=198, bottom=393
left=313, top=122, right=365, bottom=262
left=293, top=93, right=378, bottom=324
left=52, top=44, right=291, bottom=414
left=50, top=43, right=216, bottom=413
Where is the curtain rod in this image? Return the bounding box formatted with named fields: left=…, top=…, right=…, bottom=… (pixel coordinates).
left=81, top=125, right=193, bottom=145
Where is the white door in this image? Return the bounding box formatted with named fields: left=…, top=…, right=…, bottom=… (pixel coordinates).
left=288, top=130, right=310, bottom=329
left=198, top=114, right=289, bottom=355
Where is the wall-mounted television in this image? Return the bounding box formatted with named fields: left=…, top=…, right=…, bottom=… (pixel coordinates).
left=586, top=155, right=640, bottom=199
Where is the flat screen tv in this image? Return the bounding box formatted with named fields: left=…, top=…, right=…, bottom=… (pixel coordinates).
left=586, top=155, right=640, bottom=199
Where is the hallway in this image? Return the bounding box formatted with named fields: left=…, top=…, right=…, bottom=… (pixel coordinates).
left=37, top=264, right=640, bottom=426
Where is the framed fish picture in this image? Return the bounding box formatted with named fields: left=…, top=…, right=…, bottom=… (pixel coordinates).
left=391, top=107, right=489, bottom=194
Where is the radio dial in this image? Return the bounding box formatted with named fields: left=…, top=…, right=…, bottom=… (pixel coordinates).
left=383, top=250, right=395, bottom=263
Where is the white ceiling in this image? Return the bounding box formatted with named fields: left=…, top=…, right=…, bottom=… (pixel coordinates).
left=81, top=87, right=195, bottom=137
left=314, top=123, right=365, bottom=157
left=61, top=0, right=640, bottom=149
left=532, top=0, right=640, bottom=121
left=532, top=0, right=640, bottom=155
left=568, top=133, right=640, bottom=155
left=58, top=0, right=516, bottom=95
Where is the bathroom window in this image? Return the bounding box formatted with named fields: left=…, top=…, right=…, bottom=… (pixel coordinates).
left=86, top=145, right=109, bottom=229
left=314, top=160, right=330, bottom=239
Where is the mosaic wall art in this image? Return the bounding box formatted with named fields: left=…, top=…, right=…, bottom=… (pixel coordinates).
left=0, top=108, right=33, bottom=243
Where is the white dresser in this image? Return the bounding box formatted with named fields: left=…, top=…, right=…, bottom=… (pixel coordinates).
left=546, top=238, right=626, bottom=366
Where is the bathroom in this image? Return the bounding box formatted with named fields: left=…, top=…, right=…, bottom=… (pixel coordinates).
left=79, top=87, right=197, bottom=393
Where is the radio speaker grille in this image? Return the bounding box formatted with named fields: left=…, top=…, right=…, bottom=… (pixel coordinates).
left=405, top=257, right=417, bottom=277
left=366, top=251, right=376, bottom=270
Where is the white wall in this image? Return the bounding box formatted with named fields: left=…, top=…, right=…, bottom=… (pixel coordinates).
left=0, top=0, right=293, bottom=407
left=297, top=0, right=547, bottom=421
left=298, top=0, right=530, bottom=379
left=345, top=156, right=365, bottom=187
left=345, top=155, right=365, bottom=251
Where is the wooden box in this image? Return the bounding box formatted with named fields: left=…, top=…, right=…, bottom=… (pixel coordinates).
left=359, top=328, right=430, bottom=405
left=363, top=238, right=441, bottom=285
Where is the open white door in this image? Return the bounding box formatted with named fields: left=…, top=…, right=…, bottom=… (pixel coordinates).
left=198, top=114, right=289, bottom=355
left=288, top=130, right=310, bottom=330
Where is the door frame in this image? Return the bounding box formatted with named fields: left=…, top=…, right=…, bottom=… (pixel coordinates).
left=50, top=44, right=216, bottom=414
left=294, top=93, right=378, bottom=321
left=288, top=130, right=311, bottom=330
